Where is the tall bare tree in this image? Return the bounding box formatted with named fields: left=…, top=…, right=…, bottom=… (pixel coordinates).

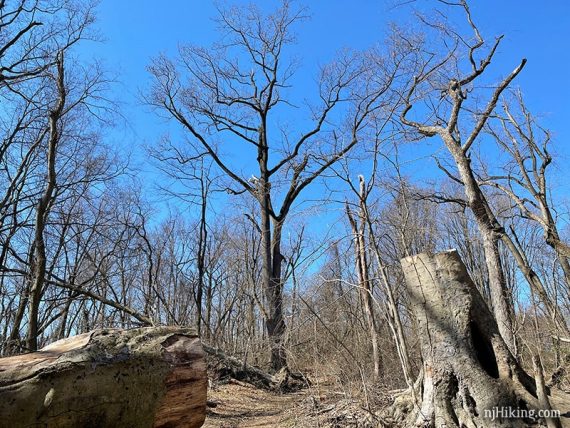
left=399, top=0, right=526, bottom=353
left=148, top=1, right=398, bottom=371
left=25, top=52, right=66, bottom=350
left=345, top=175, right=383, bottom=380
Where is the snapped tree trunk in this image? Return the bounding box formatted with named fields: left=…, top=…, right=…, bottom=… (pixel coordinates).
left=0, top=326, right=207, bottom=428
left=346, top=178, right=384, bottom=381
left=389, top=250, right=560, bottom=427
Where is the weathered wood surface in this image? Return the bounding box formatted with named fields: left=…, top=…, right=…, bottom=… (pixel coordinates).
left=0, top=326, right=207, bottom=428
left=390, top=250, right=564, bottom=427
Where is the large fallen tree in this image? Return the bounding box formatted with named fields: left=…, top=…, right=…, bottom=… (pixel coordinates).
left=388, top=250, right=563, bottom=428
left=0, top=326, right=207, bottom=428
left=204, top=344, right=309, bottom=392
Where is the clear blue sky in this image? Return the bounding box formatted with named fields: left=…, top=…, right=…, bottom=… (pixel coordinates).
left=78, top=1, right=570, bottom=223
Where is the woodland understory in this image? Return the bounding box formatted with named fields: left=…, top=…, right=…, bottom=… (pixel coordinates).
left=1, top=0, right=570, bottom=427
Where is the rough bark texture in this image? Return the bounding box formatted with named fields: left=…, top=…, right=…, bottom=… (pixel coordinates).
left=444, top=134, right=517, bottom=355
left=0, top=326, right=207, bottom=428
left=389, top=250, right=560, bottom=427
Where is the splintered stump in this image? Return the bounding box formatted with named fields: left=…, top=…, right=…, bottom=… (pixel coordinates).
left=0, top=327, right=207, bottom=428
left=390, top=250, right=561, bottom=427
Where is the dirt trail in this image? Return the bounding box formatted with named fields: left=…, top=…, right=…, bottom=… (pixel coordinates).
left=204, top=382, right=570, bottom=427
left=204, top=383, right=308, bottom=428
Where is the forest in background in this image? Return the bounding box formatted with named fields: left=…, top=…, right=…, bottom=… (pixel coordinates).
left=1, top=0, right=570, bottom=425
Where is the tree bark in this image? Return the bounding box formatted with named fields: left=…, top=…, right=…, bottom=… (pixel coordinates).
left=501, top=229, right=570, bottom=336
left=444, top=134, right=517, bottom=356
left=546, top=228, right=570, bottom=292
left=265, top=216, right=287, bottom=372
left=533, top=354, right=562, bottom=428
left=389, top=250, right=558, bottom=427
left=346, top=177, right=384, bottom=381
left=195, top=174, right=208, bottom=336
left=0, top=326, right=207, bottom=428
left=27, top=53, right=66, bottom=351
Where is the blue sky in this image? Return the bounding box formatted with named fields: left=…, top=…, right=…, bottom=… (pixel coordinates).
left=78, top=1, right=570, bottom=226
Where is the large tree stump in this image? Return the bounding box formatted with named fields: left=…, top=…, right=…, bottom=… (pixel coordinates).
left=0, top=326, right=207, bottom=428
left=390, top=250, right=562, bottom=427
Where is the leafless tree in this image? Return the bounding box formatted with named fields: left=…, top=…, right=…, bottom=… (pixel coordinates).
left=345, top=176, right=384, bottom=381
left=25, top=52, right=66, bottom=350
left=486, top=91, right=570, bottom=298
left=147, top=1, right=399, bottom=371
left=399, top=0, right=527, bottom=353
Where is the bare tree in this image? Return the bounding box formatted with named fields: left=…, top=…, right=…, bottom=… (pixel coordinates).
left=486, top=91, right=570, bottom=297
left=149, top=141, right=220, bottom=337
left=1, top=0, right=52, bottom=89
left=399, top=0, right=526, bottom=353
left=345, top=175, right=383, bottom=380
left=147, top=1, right=398, bottom=371
left=26, top=52, right=66, bottom=350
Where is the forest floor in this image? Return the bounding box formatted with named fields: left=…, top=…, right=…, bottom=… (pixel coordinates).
left=203, top=379, right=378, bottom=428
left=203, top=381, right=570, bottom=428
left=204, top=382, right=305, bottom=427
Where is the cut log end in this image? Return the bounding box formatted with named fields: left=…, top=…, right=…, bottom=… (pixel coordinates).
left=0, top=327, right=207, bottom=428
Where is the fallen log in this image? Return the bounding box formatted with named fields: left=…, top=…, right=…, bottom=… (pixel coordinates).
left=203, top=344, right=277, bottom=390
left=203, top=344, right=309, bottom=392
left=388, top=250, right=564, bottom=427
left=0, top=326, right=207, bottom=428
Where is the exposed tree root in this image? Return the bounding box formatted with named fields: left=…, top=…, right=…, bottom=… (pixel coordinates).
left=384, top=251, right=565, bottom=428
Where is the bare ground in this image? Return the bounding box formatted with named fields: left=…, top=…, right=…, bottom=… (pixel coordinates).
left=204, top=381, right=570, bottom=428
left=204, top=381, right=313, bottom=428
left=204, top=380, right=378, bottom=428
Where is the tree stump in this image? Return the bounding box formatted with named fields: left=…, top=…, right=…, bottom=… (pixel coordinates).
left=0, top=326, right=207, bottom=428
left=390, top=250, right=561, bottom=427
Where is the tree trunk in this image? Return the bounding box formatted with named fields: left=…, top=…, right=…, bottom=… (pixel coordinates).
left=0, top=326, right=207, bottom=428
left=533, top=354, right=562, bottom=428
left=346, top=187, right=384, bottom=381
left=502, top=229, right=570, bottom=336
left=544, top=222, right=570, bottom=297
left=445, top=135, right=517, bottom=356
left=5, top=285, right=28, bottom=355
left=27, top=53, right=66, bottom=351
left=195, top=190, right=207, bottom=336
left=480, top=231, right=517, bottom=354
left=389, top=250, right=557, bottom=427
left=266, top=218, right=287, bottom=372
